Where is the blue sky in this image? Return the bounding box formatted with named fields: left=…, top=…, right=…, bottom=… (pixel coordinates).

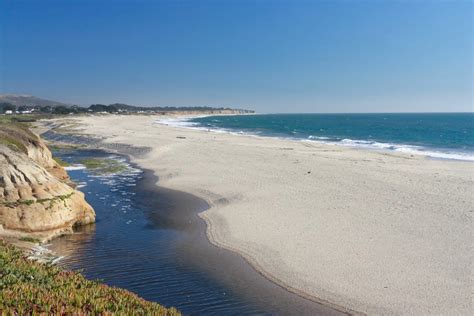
left=1, top=0, right=472, bottom=113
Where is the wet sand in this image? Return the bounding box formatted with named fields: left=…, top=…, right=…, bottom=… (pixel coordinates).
left=43, top=131, right=345, bottom=314
left=139, top=168, right=346, bottom=315
left=45, top=115, right=473, bottom=315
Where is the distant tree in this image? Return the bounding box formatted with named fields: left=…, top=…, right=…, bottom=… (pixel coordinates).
left=88, top=104, right=117, bottom=113
left=107, top=105, right=118, bottom=113
left=88, top=104, right=108, bottom=112
left=52, top=106, right=70, bottom=114
left=40, top=106, right=53, bottom=113
left=71, top=105, right=87, bottom=113
left=0, top=102, right=16, bottom=113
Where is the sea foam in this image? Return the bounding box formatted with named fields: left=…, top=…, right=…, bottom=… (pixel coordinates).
left=156, top=115, right=474, bottom=162
left=64, top=165, right=86, bottom=171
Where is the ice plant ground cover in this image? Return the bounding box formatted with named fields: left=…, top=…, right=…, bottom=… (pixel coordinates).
left=0, top=242, right=180, bottom=315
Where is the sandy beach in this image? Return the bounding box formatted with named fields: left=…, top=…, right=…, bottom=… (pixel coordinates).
left=53, top=115, right=472, bottom=315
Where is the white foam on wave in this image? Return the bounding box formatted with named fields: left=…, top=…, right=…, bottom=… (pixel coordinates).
left=308, top=135, right=331, bottom=140
left=155, top=116, right=208, bottom=129
left=155, top=116, right=262, bottom=139
left=27, top=244, right=64, bottom=264
left=393, top=146, right=474, bottom=161
left=315, top=138, right=474, bottom=161
left=155, top=117, right=474, bottom=162
left=64, top=165, right=86, bottom=171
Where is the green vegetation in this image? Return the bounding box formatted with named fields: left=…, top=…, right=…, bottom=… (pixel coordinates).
left=18, top=237, right=40, bottom=243
left=80, top=158, right=127, bottom=174
left=0, top=102, right=16, bottom=114
left=0, top=120, right=40, bottom=154
left=1, top=192, right=74, bottom=209
left=88, top=103, right=252, bottom=113
left=53, top=156, right=70, bottom=167
left=0, top=136, right=28, bottom=154
left=1, top=98, right=254, bottom=115
left=0, top=115, right=16, bottom=124
left=80, top=158, right=108, bottom=169
left=49, top=143, right=83, bottom=151
left=0, top=114, right=50, bottom=124
left=0, top=242, right=179, bottom=315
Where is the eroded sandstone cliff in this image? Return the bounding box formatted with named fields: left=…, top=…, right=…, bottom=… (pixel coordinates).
left=0, top=123, right=95, bottom=241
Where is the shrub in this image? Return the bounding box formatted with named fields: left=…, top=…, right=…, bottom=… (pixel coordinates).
left=53, top=156, right=70, bottom=167
left=0, top=242, right=180, bottom=315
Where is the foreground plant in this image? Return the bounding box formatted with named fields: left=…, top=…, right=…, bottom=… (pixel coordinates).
left=0, top=242, right=179, bottom=315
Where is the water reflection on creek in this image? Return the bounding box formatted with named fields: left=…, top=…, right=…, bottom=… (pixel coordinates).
left=49, top=147, right=342, bottom=316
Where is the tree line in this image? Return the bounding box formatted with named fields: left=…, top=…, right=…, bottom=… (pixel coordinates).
left=0, top=102, right=253, bottom=114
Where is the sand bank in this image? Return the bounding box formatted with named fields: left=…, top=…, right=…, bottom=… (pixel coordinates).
left=57, top=115, right=472, bottom=315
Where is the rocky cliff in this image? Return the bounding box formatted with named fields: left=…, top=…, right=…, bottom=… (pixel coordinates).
left=0, top=123, right=95, bottom=242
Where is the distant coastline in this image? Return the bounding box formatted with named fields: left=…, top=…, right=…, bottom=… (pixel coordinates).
left=162, top=113, right=474, bottom=161
left=0, top=93, right=254, bottom=116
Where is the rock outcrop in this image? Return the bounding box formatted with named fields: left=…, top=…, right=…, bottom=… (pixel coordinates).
left=0, top=123, right=95, bottom=241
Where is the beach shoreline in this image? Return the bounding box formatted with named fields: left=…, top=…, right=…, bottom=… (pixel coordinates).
left=138, top=167, right=347, bottom=314
left=41, top=121, right=347, bottom=315
left=156, top=114, right=474, bottom=162
left=40, top=114, right=473, bottom=315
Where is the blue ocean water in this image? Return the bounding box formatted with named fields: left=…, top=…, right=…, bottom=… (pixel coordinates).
left=185, top=113, right=474, bottom=161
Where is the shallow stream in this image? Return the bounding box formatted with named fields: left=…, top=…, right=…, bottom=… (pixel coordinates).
left=45, top=135, right=342, bottom=315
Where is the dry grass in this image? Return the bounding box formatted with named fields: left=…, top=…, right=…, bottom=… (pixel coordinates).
left=0, top=121, right=39, bottom=154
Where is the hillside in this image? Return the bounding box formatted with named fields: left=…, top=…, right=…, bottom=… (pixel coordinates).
left=0, top=94, right=254, bottom=114
left=0, top=94, right=69, bottom=107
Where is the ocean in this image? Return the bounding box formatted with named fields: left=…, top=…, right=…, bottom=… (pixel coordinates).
left=177, top=113, right=474, bottom=161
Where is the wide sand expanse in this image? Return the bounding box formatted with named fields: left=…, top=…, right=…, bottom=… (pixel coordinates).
left=58, top=115, right=472, bottom=315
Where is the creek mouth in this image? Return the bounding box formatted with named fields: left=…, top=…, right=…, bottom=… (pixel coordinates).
left=45, top=132, right=344, bottom=315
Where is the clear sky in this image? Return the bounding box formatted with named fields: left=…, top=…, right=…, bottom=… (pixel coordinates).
left=1, top=0, right=472, bottom=113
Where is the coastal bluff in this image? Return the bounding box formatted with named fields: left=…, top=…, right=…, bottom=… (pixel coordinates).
left=0, top=123, right=95, bottom=241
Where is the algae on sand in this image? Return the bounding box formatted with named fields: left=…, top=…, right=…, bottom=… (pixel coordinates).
left=80, top=158, right=127, bottom=174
